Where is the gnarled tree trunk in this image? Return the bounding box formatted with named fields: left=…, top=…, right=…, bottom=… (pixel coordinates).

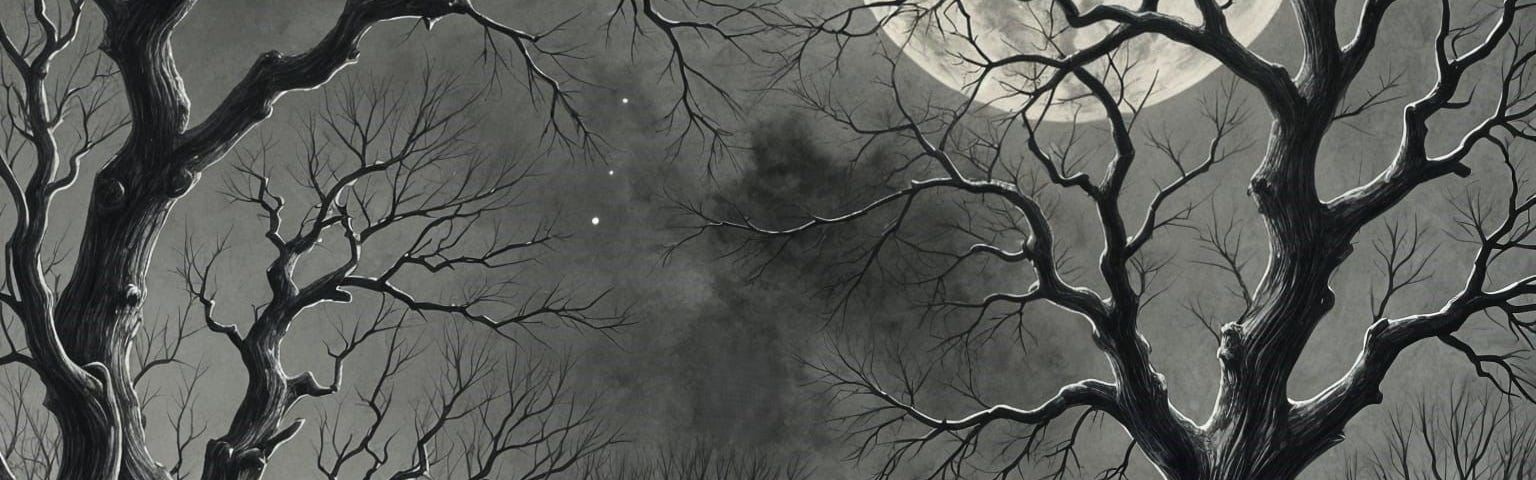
left=36, top=1, right=482, bottom=478
left=198, top=308, right=302, bottom=480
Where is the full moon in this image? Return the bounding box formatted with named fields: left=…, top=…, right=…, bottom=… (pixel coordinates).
left=867, top=0, right=1283, bottom=122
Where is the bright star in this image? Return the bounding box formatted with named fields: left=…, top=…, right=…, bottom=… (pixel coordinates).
left=608, top=170, right=615, bottom=176
left=591, top=217, right=601, bottom=226
left=621, top=97, right=630, bottom=104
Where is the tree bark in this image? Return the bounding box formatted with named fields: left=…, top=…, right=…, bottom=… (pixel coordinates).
left=42, top=367, right=122, bottom=480
left=45, top=2, right=198, bottom=478
left=55, top=157, right=188, bottom=480
left=199, top=319, right=300, bottom=480
left=1195, top=115, right=1351, bottom=480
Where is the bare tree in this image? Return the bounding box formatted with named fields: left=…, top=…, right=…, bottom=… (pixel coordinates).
left=311, top=316, right=617, bottom=480
left=685, top=0, right=1536, bottom=478
left=1343, top=383, right=1536, bottom=479
left=574, top=444, right=812, bottom=480
left=0, top=0, right=747, bottom=479
left=165, top=73, right=629, bottom=480
left=0, top=370, right=57, bottom=480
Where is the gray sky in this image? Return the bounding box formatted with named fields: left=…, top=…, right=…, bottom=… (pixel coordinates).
left=3, top=0, right=1532, bottom=478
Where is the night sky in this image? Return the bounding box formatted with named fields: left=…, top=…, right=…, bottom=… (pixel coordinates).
left=1, top=0, right=1532, bottom=478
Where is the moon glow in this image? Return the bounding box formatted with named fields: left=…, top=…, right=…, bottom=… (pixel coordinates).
left=867, top=0, right=1284, bottom=122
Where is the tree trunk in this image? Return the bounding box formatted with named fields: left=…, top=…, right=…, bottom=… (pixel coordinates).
left=1194, top=116, right=1353, bottom=480
left=1153, top=454, right=1322, bottom=480
left=55, top=158, right=189, bottom=480
left=40, top=364, right=122, bottom=480
left=201, top=304, right=306, bottom=480
left=34, top=0, right=473, bottom=478
left=199, top=355, right=293, bottom=480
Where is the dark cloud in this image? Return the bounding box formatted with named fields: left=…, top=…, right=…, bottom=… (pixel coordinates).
left=548, top=104, right=1105, bottom=477
left=569, top=112, right=884, bottom=463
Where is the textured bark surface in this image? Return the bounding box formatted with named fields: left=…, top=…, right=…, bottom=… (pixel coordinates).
left=55, top=191, right=178, bottom=480
left=197, top=307, right=298, bottom=480
left=54, top=129, right=192, bottom=480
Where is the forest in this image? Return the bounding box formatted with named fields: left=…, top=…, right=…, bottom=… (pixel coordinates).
left=0, top=0, right=1533, bottom=479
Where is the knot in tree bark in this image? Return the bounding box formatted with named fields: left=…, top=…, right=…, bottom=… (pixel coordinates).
left=118, top=284, right=143, bottom=310
left=167, top=168, right=198, bottom=198
left=1217, top=323, right=1245, bottom=361
left=94, top=178, right=127, bottom=210
left=81, top=361, right=111, bottom=386
left=1248, top=178, right=1271, bottom=198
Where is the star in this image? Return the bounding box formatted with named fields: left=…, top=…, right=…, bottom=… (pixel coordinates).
left=621, top=97, right=630, bottom=104
left=591, top=217, right=601, bottom=226
left=608, top=170, right=615, bottom=176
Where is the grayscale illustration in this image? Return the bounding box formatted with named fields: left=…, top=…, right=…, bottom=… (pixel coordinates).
left=0, top=0, right=1531, bottom=479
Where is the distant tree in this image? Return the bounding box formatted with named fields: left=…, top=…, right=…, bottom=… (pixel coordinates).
left=689, top=0, right=1536, bottom=478
left=1344, top=383, right=1536, bottom=479
left=311, top=316, right=617, bottom=480
left=0, top=370, right=56, bottom=480
left=574, top=444, right=812, bottom=480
